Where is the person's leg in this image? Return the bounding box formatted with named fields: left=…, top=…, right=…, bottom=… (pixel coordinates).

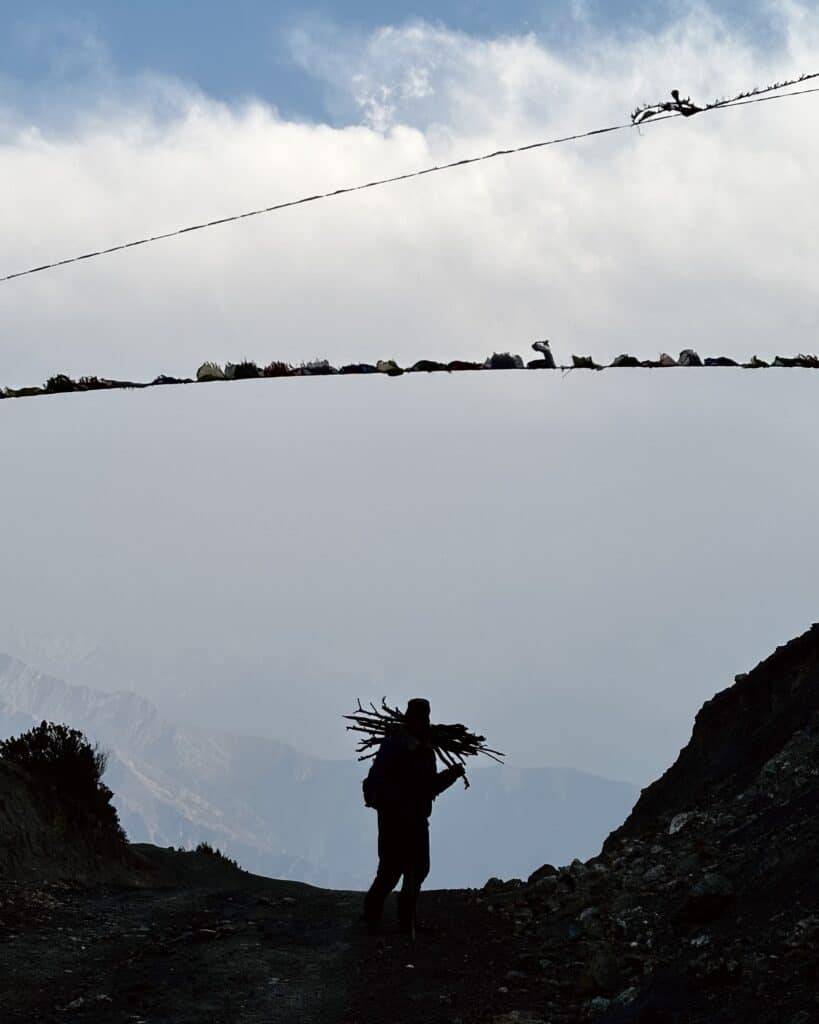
left=397, top=817, right=430, bottom=930
left=363, top=811, right=404, bottom=925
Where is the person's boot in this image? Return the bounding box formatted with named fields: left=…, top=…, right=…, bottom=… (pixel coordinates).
left=398, top=892, right=435, bottom=935
left=361, top=892, right=386, bottom=935
left=397, top=892, right=414, bottom=935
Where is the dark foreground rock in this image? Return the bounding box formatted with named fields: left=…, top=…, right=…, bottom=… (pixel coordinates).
left=0, top=853, right=357, bottom=1024
left=0, top=849, right=530, bottom=1024
left=3, top=624, right=819, bottom=1022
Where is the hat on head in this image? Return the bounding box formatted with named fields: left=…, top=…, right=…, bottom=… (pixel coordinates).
left=405, top=698, right=431, bottom=719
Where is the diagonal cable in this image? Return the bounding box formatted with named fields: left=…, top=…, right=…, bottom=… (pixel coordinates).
left=2, top=77, right=818, bottom=285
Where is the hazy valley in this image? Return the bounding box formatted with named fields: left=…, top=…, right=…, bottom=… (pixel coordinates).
left=0, top=652, right=638, bottom=889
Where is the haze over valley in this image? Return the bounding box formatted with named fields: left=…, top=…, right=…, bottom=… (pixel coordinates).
left=0, top=653, right=638, bottom=888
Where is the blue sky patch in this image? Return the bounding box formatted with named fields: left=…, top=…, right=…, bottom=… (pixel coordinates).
left=1, top=1, right=778, bottom=121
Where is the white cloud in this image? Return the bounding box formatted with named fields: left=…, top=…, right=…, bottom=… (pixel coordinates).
left=2, top=6, right=819, bottom=386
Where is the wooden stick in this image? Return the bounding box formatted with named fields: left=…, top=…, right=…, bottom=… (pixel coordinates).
left=345, top=699, right=505, bottom=770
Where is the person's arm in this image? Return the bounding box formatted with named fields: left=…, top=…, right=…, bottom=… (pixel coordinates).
left=432, top=762, right=465, bottom=798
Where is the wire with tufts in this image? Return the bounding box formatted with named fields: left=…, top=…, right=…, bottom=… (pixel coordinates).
left=2, top=70, right=819, bottom=285
left=631, top=69, right=819, bottom=123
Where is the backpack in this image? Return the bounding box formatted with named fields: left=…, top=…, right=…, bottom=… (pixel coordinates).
left=362, top=768, right=380, bottom=809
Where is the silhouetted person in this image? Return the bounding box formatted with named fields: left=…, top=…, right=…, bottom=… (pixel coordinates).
left=362, top=698, right=464, bottom=933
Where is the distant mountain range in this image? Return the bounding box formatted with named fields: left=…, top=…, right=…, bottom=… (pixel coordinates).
left=0, top=652, right=638, bottom=889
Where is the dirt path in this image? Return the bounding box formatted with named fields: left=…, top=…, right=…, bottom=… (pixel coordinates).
left=1, top=876, right=358, bottom=1023
left=1, top=870, right=539, bottom=1024
left=3, top=828, right=587, bottom=1024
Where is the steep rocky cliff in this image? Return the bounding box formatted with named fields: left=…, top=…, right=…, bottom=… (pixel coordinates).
left=495, top=621, right=819, bottom=1022
left=606, top=622, right=819, bottom=845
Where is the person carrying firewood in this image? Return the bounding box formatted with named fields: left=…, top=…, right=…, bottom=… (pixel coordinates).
left=361, top=698, right=464, bottom=934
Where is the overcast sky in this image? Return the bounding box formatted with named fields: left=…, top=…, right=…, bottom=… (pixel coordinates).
left=3, top=3, right=819, bottom=385
left=1, top=3, right=819, bottom=788
left=2, top=371, right=818, bottom=786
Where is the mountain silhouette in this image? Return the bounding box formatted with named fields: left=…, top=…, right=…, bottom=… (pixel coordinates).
left=0, top=652, right=637, bottom=888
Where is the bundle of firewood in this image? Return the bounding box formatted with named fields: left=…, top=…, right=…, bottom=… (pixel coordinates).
left=344, top=698, right=505, bottom=787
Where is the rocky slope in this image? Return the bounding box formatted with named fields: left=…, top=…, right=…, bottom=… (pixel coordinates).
left=482, top=621, right=819, bottom=1022
left=2, top=624, right=818, bottom=1023
left=607, top=620, right=819, bottom=843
